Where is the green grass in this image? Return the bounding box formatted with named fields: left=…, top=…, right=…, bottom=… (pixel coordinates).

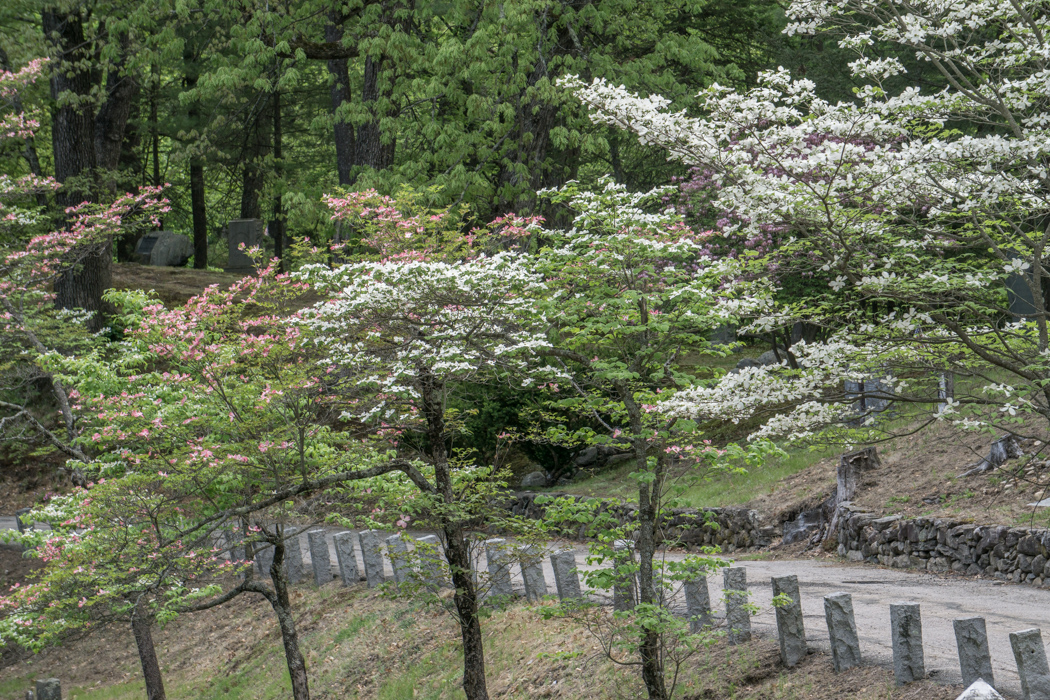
left=552, top=446, right=830, bottom=508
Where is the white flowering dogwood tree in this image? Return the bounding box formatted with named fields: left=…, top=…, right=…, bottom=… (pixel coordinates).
left=528, top=179, right=779, bottom=700
left=562, top=0, right=1050, bottom=455
left=295, top=232, right=554, bottom=700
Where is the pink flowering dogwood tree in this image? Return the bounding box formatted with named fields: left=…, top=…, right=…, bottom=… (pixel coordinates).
left=0, top=59, right=167, bottom=476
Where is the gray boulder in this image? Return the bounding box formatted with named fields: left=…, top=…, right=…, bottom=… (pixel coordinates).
left=520, top=471, right=547, bottom=489
left=573, top=446, right=599, bottom=467
left=137, top=230, right=193, bottom=267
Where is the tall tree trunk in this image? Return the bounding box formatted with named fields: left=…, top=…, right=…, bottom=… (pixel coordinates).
left=420, top=368, right=489, bottom=700
left=354, top=55, right=395, bottom=176
left=94, top=30, right=140, bottom=263
left=190, top=158, right=207, bottom=268
left=43, top=9, right=95, bottom=207
left=94, top=31, right=138, bottom=189
left=270, top=89, right=285, bottom=268
left=325, top=21, right=355, bottom=186
left=44, top=9, right=112, bottom=331
left=130, top=601, right=167, bottom=700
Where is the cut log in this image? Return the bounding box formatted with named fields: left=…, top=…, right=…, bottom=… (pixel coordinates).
left=820, top=447, right=880, bottom=544
left=958, top=435, right=1023, bottom=478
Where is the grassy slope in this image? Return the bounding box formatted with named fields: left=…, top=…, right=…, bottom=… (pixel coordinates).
left=0, top=581, right=961, bottom=700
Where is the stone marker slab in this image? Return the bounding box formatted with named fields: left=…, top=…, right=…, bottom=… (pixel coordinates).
left=612, top=539, right=637, bottom=611
left=520, top=545, right=547, bottom=601
left=416, top=535, right=443, bottom=588
left=284, top=527, right=304, bottom=585
left=254, top=542, right=275, bottom=578
left=954, top=617, right=995, bottom=689
left=956, top=679, right=1006, bottom=700
left=723, top=567, right=751, bottom=645
left=824, top=592, right=862, bottom=672
left=485, top=538, right=513, bottom=598
left=226, top=218, right=263, bottom=271
left=333, top=532, right=359, bottom=586
left=684, top=577, right=712, bottom=633
left=386, top=534, right=411, bottom=586
left=359, top=530, right=385, bottom=588
left=550, top=549, right=582, bottom=600
left=35, top=679, right=60, bottom=700
left=308, top=531, right=332, bottom=586
left=772, top=575, right=807, bottom=667
left=890, top=602, right=925, bottom=684
left=1010, top=628, right=1050, bottom=700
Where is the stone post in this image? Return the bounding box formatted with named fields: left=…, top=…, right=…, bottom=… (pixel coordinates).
left=35, top=679, right=60, bottom=700
left=824, top=592, right=862, bottom=672
left=1010, top=628, right=1050, bottom=700
left=772, top=575, right=807, bottom=667
left=550, top=549, right=582, bottom=601
left=333, top=532, right=359, bottom=586
left=254, top=541, right=275, bottom=578
left=723, top=567, right=751, bottom=645
left=416, top=535, right=444, bottom=588
left=890, top=602, right=925, bottom=684
left=520, top=545, right=548, bottom=601
left=358, top=530, right=385, bottom=588
left=386, top=534, right=412, bottom=586
left=485, top=538, right=513, bottom=598
left=612, top=539, right=637, bottom=611
left=684, top=576, right=712, bottom=633
left=308, top=531, right=331, bottom=586
left=283, top=527, right=305, bottom=585
left=954, top=617, right=995, bottom=689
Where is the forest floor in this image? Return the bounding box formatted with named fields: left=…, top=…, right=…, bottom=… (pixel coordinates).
left=0, top=575, right=964, bottom=700
left=110, top=263, right=245, bottom=307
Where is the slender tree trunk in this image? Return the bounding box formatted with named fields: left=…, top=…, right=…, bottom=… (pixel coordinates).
left=190, top=158, right=207, bottom=268
left=267, top=532, right=311, bottom=700
left=636, top=465, right=668, bottom=699
left=130, top=603, right=167, bottom=700
left=444, top=524, right=489, bottom=700
left=240, top=93, right=270, bottom=220
left=271, top=88, right=286, bottom=269
left=151, top=63, right=161, bottom=191
left=183, top=61, right=207, bottom=268
left=419, top=368, right=489, bottom=700
left=325, top=20, right=355, bottom=186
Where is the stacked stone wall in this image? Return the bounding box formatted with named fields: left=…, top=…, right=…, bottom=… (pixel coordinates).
left=836, top=502, right=1050, bottom=586
left=506, top=492, right=775, bottom=552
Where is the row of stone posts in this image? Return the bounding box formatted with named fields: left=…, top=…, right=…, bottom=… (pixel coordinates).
left=248, top=528, right=591, bottom=604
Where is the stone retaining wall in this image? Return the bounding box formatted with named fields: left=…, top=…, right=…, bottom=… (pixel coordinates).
left=506, top=492, right=775, bottom=552
left=836, top=501, right=1050, bottom=586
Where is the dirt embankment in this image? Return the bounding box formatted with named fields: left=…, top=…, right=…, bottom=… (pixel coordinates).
left=746, top=422, right=1050, bottom=533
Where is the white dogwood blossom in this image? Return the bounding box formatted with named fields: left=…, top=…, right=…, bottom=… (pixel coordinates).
left=565, top=0, right=1050, bottom=444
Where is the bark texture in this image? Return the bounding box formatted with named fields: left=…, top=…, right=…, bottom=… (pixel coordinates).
left=131, top=603, right=167, bottom=700
left=420, top=369, right=490, bottom=700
